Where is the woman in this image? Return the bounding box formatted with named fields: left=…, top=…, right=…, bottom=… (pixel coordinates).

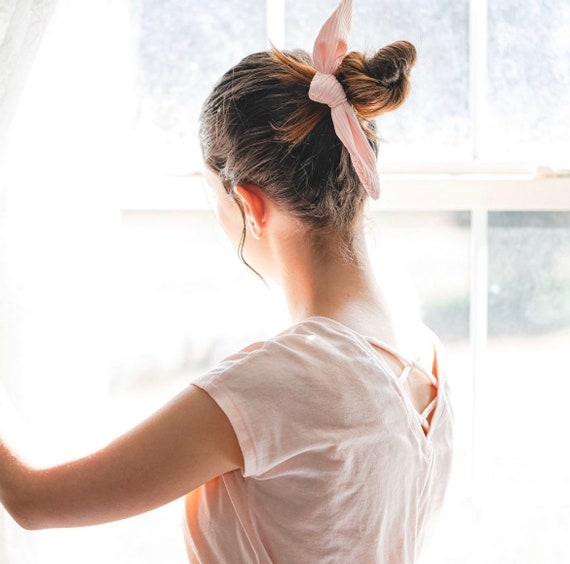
left=0, top=1, right=453, bottom=562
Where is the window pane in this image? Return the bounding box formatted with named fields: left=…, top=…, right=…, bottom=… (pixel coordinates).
left=131, top=0, right=267, bottom=172
left=285, top=0, right=471, bottom=161
left=478, top=212, right=570, bottom=562
left=489, top=212, right=570, bottom=336
left=487, top=1, right=570, bottom=164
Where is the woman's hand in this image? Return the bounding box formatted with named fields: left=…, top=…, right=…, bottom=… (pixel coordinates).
left=0, top=385, right=242, bottom=530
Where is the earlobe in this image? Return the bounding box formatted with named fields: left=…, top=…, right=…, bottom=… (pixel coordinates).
left=233, top=185, right=267, bottom=240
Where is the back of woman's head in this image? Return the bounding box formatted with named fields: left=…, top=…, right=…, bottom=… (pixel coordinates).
left=200, top=40, right=416, bottom=258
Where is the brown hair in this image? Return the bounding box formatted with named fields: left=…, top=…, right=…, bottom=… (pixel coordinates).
left=200, top=41, right=416, bottom=261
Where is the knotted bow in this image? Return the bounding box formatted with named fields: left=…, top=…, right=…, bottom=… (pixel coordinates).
left=308, top=0, right=380, bottom=200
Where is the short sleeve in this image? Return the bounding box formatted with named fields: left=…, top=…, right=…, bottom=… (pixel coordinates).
left=192, top=336, right=318, bottom=478
left=191, top=324, right=372, bottom=478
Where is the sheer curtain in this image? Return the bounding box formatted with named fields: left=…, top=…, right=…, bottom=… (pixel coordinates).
left=1, top=1, right=56, bottom=561
left=0, top=1, right=54, bottom=140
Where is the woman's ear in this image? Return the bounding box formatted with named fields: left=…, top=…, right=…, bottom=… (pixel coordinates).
left=233, top=185, right=267, bottom=239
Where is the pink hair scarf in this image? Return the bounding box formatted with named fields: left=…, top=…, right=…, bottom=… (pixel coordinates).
left=308, top=0, right=380, bottom=200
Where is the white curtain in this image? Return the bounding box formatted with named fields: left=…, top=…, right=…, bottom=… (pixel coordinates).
left=0, top=0, right=57, bottom=155
left=1, top=1, right=57, bottom=561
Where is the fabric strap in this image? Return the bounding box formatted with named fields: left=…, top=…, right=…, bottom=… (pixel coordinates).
left=308, top=0, right=380, bottom=200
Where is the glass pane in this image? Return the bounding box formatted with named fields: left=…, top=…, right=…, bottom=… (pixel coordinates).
left=489, top=212, right=570, bottom=336
left=478, top=212, right=570, bottom=563
left=131, top=0, right=267, bottom=172
left=487, top=1, right=570, bottom=165
left=285, top=0, right=471, bottom=161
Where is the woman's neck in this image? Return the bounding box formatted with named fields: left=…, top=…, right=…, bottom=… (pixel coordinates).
left=273, top=229, right=397, bottom=344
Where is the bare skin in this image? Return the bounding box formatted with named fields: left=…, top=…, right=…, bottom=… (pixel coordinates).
left=0, top=169, right=436, bottom=530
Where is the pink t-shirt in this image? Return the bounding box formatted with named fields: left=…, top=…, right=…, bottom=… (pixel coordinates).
left=185, top=316, right=453, bottom=563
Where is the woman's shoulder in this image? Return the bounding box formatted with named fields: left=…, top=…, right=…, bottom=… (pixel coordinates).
left=194, top=316, right=381, bottom=389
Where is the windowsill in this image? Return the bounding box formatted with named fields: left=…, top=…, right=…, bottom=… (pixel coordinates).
left=119, top=167, right=570, bottom=212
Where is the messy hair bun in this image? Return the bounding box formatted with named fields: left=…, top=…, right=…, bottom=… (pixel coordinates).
left=200, top=40, right=416, bottom=261
left=338, top=41, right=417, bottom=118
left=276, top=40, right=417, bottom=143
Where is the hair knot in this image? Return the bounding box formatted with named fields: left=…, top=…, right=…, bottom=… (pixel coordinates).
left=308, top=71, right=347, bottom=109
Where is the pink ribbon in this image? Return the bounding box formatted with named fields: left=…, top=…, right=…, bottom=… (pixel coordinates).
left=308, top=0, right=380, bottom=200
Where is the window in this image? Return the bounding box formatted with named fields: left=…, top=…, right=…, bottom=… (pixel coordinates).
left=1, top=1, right=569, bottom=562
left=130, top=0, right=570, bottom=169
left=486, top=0, right=570, bottom=163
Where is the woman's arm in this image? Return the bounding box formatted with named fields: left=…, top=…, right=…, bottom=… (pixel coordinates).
left=0, top=385, right=243, bottom=530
